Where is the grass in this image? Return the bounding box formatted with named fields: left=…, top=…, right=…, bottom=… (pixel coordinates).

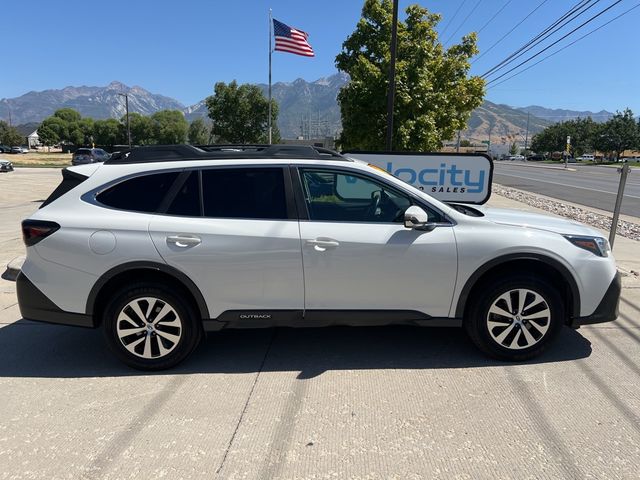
left=4, top=151, right=71, bottom=167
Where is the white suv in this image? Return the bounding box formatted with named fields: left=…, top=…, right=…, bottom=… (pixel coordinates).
left=17, top=145, right=620, bottom=370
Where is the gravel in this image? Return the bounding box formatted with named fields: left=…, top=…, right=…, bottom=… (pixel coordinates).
left=492, top=184, right=640, bottom=242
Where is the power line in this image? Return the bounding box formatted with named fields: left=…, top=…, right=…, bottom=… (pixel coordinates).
left=482, top=0, right=599, bottom=78
left=444, top=0, right=484, bottom=46
left=488, top=2, right=640, bottom=89
left=472, top=0, right=550, bottom=64
left=477, top=0, right=513, bottom=34
left=440, top=0, right=468, bottom=38
left=486, top=0, right=624, bottom=85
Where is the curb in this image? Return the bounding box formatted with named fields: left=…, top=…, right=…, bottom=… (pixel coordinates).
left=498, top=162, right=576, bottom=172
left=2, top=255, right=25, bottom=282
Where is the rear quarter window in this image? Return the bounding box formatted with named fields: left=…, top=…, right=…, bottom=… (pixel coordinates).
left=96, top=172, right=179, bottom=213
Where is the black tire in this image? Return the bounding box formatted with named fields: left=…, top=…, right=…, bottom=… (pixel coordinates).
left=464, top=275, right=564, bottom=361
left=102, top=282, right=202, bottom=370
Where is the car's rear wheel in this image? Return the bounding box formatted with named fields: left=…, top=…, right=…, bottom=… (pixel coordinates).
left=464, top=276, right=564, bottom=361
left=103, top=283, right=201, bottom=370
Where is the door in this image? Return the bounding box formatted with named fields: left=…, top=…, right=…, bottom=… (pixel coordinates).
left=149, top=167, right=304, bottom=319
left=296, top=167, right=457, bottom=318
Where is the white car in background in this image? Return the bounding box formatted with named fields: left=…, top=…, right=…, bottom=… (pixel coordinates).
left=16, top=145, right=621, bottom=370
left=0, top=158, right=14, bottom=172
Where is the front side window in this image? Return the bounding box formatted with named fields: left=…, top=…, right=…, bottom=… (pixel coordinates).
left=201, top=167, right=287, bottom=219
left=96, top=171, right=179, bottom=213
left=300, top=168, right=414, bottom=223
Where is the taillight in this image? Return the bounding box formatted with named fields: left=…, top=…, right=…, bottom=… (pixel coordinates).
left=21, top=220, right=60, bottom=247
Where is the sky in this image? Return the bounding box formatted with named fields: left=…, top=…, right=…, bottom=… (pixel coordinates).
left=2, top=0, right=639, bottom=114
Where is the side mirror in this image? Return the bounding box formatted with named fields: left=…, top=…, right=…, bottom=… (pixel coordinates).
left=404, top=206, right=433, bottom=230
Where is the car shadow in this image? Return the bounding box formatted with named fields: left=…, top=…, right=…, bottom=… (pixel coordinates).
left=0, top=320, right=592, bottom=379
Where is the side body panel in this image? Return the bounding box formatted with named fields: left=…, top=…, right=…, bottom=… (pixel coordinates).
left=148, top=216, right=304, bottom=318
left=298, top=223, right=457, bottom=317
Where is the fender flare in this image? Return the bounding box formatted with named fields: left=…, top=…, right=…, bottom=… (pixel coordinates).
left=454, top=253, right=581, bottom=318
left=86, top=261, right=209, bottom=319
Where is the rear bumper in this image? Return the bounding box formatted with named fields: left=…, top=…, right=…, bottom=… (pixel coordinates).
left=572, top=271, right=621, bottom=326
left=16, top=272, right=95, bottom=328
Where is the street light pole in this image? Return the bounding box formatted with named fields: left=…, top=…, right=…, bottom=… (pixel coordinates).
left=118, top=93, right=132, bottom=148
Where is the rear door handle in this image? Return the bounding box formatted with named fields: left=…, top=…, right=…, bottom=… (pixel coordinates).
left=166, top=235, right=201, bottom=248
left=306, top=238, right=340, bottom=251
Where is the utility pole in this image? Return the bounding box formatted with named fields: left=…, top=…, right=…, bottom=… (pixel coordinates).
left=385, top=0, right=399, bottom=151
left=456, top=131, right=461, bottom=152
left=524, top=111, right=530, bottom=157
left=118, top=93, right=132, bottom=148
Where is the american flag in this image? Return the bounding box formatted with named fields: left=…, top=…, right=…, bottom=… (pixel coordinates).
left=273, top=19, right=315, bottom=57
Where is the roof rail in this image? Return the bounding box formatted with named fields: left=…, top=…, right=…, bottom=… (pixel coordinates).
left=105, top=144, right=347, bottom=164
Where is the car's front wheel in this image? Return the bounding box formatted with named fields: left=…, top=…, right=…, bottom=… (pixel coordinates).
left=464, top=276, right=564, bottom=361
left=103, top=283, right=201, bottom=370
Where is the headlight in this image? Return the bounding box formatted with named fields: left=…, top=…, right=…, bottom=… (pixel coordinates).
left=563, top=235, right=610, bottom=257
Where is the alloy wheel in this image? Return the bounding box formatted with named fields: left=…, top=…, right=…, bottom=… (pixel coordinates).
left=486, top=288, right=551, bottom=350
left=116, top=296, right=182, bottom=359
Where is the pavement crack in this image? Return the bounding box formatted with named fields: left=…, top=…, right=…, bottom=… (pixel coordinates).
left=215, top=328, right=278, bottom=477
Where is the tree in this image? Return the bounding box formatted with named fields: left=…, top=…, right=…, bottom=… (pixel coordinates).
left=509, top=141, right=518, bottom=155
left=53, top=108, right=82, bottom=124
left=593, top=109, right=639, bottom=160
left=40, top=116, right=69, bottom=144
left=188, top=118, right=210, bottom=145
left=531, top=117, right=599, bottom=157
left=126, top=113, right=154, bottom=145
left=78, top=118, right=95, bottom=146
left=150, top=110, right=189, bottom=144
left=459, top=139, right=472, bottom=147
left=38, top=108, right=94, bottom=145
left=93, top=119, right=123, bottom=146
left=206, top=80, right=280, bottom=144
left=36, top=124, right=59, bottom=149
left=0, top=121, right=24, bottom=146
left=335, top=0, right=484, bottom=151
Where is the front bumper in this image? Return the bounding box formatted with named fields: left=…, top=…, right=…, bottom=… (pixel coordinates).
left=572, top=271, right=621, bottom=326
left=0, top=164, right=13, bottom=172
left=16, top=272, right=95, bottom=327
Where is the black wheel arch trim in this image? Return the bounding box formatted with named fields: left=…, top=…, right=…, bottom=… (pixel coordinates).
left=86, top=261, right=210, bottom=319
left=455, top=253, right=581, bottom=319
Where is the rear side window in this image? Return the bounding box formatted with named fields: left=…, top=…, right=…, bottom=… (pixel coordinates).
left=201, top=168, right=287, bottom=219
left=97, top=172, right=179, bottom=213
left=167, top=171, right=201, bottom=216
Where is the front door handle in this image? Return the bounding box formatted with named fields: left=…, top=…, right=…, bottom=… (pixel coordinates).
left=306, top=238, right=339, bottom=251
left=166, top=235, right=201, bottom=248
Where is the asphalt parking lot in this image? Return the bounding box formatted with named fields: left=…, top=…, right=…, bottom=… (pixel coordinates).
left=1, top=168, right=640, bottom=479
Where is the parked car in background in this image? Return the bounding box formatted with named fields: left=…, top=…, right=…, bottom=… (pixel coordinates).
left=508, top=155, right=525, bottom=161
left=10, top=146, right=28, bottom=154
left=577, top=154, right=595, bottom=162
left=71, top=148, right=111, bottom=165
left=0, top=158, right=14, bottom=172
left=526, top=154, right=546, bottom=161
left=0, top=145, right=12, bottom=153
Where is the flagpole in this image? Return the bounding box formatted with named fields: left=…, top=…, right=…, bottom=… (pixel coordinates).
left=268, top=9, right=273, bottom=145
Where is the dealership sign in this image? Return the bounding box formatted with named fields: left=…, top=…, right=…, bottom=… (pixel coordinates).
left=343, top=151, right=493, bottom=204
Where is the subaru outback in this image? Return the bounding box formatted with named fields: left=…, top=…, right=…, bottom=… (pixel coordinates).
left=17, top=145, right=620, bottom=370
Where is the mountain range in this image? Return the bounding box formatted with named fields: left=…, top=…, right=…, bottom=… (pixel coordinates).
left=0, top=75, right=614, bottom=141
